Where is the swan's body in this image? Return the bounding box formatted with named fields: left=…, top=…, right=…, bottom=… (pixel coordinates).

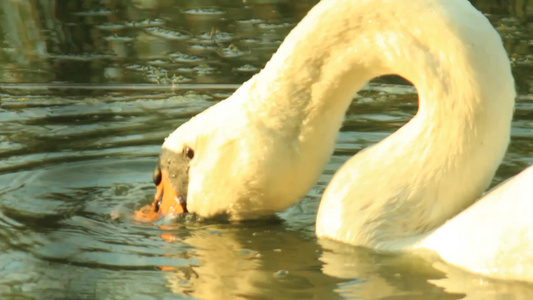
left=416, top=166, right=533, bottom=281
left=139, top=0, right=533, bottom=282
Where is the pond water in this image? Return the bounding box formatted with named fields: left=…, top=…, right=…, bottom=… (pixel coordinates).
left=0, top=0, right=532, bottom=299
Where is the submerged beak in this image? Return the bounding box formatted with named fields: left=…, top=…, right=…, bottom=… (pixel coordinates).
left=135, top=170, right=187, bottom=222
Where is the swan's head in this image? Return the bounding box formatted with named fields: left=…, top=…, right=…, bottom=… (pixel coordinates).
left=135, top=98, right=244, bottom=221
left=135, top=89, right=320, bottom=222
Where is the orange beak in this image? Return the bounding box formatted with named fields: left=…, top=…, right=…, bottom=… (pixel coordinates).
left=135, top=170, right=187, bottom=222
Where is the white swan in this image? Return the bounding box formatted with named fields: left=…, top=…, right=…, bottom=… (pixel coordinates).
left=137, top=0, right=533, bottom=282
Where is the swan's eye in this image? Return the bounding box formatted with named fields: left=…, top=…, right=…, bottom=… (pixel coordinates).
left=154, top=197, right=161, bottom=212
left=153, top=167, right=162, bottom=185
left=184, top=146, right=194, bottom=159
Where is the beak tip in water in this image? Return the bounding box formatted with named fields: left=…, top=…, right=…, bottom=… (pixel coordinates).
left=134, top=172, right=187, bottom=222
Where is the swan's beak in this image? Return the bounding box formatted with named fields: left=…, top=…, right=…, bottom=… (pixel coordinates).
left=135, top=170, right=187, bottom=222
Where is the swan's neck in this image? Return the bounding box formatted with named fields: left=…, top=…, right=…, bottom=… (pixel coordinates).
left=235, top=0, right=514, bottom=248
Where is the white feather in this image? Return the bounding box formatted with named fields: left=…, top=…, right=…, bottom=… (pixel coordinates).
left=162, top=0, right=532, bottom=281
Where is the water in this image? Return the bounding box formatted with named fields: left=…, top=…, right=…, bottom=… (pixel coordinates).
left=0, top=1, right=532, bottom=299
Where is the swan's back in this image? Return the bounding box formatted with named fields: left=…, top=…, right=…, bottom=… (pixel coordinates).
left=418, top=166, right=533, bottom=281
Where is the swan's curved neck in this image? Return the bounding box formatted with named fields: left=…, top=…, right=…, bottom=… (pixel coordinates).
left=236, top=0, right=514, bottom=248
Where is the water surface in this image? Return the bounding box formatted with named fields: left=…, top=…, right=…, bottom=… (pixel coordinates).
left=0, top=1, right=532, bottom=299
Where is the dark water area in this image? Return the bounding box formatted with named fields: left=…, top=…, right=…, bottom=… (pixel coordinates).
left=0, top=0, right=319, bottom=86
left=0, top=1, right=532, bottom=299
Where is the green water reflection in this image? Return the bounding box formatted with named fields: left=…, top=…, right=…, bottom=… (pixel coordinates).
left=0, top=0, right=318, bottom=85
left=0, top=0, right=531, bottom=93
left=0, top=1, right=532, bottom=299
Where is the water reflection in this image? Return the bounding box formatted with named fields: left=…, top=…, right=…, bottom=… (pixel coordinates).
left=159, top=221, right=342, bottom=299
left=320, top=240, right=533, bottom=300
left=0, top=0, right=319, bottom=85
left=0, top=1, right=531, bottom=93
left=0, top=0, right=532, bottom=299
